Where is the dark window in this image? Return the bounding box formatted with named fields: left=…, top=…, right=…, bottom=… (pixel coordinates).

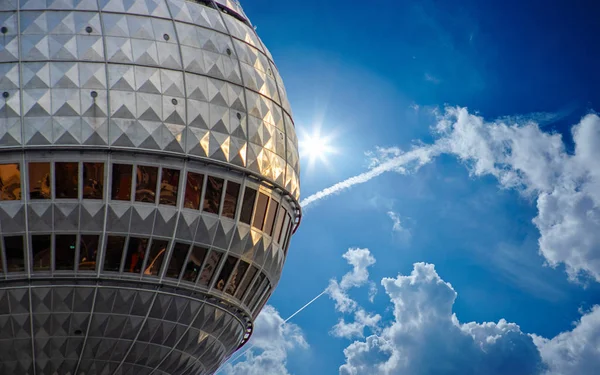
left=283, top=213, right=294, bottom=252
left=103, top=236, right=126, bottom=272
left=264, top=201, right=279, bottom=236
left=124, top=237, right=148, bottom=273
left=250, top=280, right=270, bottom=311
left=202, top=176, right=224, bottom=214
left=144, top=239, right=168, bottom=276
left=4, top=236, right=24, bottom=273
left=252, top=193, right=269, bottom=230
left=184, top=172, right=204, bottom=209
left=135, top=166, right=158, bottom=203
left=79, top=235, right=99, bottom=271
left=225, top=260, right=249, bottom=296
left=235, top=265, right=258, bottom=300
left=166, top=242, right=190, bottom=279
left=83, top=163, right=104, bottom=199
left=159, top=168, right=180, bottom=206
left=29, top=162, right=51, bottom=199
left=55, top=162, right=79, bottom=199
left=244, top=273, right=265, bottom=306
left=31, top=235, right=51, bottom=271
left=55, top=235, right=76, bottom=271
left=182, top=245, right=208, bottom=282
left=275, top=208, right=289, bottom=244
left=198, top=250, right=223, bottom=287
left=215, top=255, right=237, bottom=291
left=222, top=181, right=241, bottom=219
left=111, top=164, right=132, bottom=201
left=0, top=163, right=21, bottom=201
left=252, top=285, right=272, bottom=313
left=239, top=187, right=256, bottom=225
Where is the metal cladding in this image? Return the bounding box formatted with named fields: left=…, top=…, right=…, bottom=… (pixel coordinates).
left=0, top=1, right=301, bottom=374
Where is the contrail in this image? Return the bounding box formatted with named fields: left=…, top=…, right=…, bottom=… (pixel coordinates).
left=285, top=290, right=327, bottom=322
left=300, top=145, right=440, bottom=208
left=216, top=289, right=327, bottom=373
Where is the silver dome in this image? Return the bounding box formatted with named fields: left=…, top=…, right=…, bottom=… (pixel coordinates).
left=0, top=0, right=301, bottom=374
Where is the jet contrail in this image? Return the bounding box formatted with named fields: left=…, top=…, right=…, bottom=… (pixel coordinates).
left=285, top=290, right=327, bottom=322
left=216, top=289, right=327, bottom=373
left=300, top=145, right=440, bottom=208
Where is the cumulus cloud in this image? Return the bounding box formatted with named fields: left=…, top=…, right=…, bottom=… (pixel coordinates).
left=337, top=261, right=600, bottom=375
left=220, top=305, right=307, bottom=375
left=339, top=262, right=545, bottom=375
left=435, top=108, right=600, bottom=282
left=533, top=306, right=600, bottom=375
left=303, top=108, right=600, bottom=283
left=327, top=248, right=381, bottom=339
left=331, top=309, right=382, bottom=339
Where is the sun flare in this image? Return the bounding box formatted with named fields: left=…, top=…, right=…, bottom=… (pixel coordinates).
left=299, top=127, right=336, bottom=168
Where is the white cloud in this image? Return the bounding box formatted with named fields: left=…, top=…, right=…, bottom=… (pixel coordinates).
left=425, top=72, right=441, bottom=84
left=339, top=262, right=545, bottom=375
left=533, top=306, right=600, bottom=375
left=435, top=108, right=600, bottom=282
left=303, top=108, right=600, bottom=283
left=331, top=309, right=382, bottom=339
left=326, top=248, right=377, bottom=313
left=340, top=248, right=376, bottom=289
left=221, top=305, right=307, bottom=375
left=327, top=248, right=381, bottom=339
left=327, top=279, right=358, bottom=314
left=337, top=260, right=600, bottom=375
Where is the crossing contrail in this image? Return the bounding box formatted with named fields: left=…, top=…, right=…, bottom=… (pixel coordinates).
left=216, top=289, right=327, bottom=373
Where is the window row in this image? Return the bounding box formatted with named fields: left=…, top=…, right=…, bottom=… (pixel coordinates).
left=0, top=162, right=295, bottom=246
left=0, top=234, right=272, bottom=311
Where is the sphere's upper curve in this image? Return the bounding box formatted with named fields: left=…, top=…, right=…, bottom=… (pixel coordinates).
left=0, top=0, right=300, bottom=201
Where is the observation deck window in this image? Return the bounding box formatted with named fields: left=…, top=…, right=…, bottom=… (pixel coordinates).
left=184, top=172, right=204, bottom=209
left=198, top=249, right=223, bottom=287
left=55, top=162, right=79, bottom=199
left=104, top=236, right=126, bottom=272
left=144, top=239, right=169, bottom=276
left=111, top=164, right=132, bottom=201
left=83, top=163, right=103, bottom=199
left=4, top=236, right=24, bottom=272
left=264, top=200, right=279, bottom=236
left=252, top=193, right=269, bottom=230
left=124, top=237, right=149, bottom=273
left=29, top=162, right=51, bottom=200
left=215, top=255, right=237, bottom=291
left=244, top=272, right=265, bottom=306
left=225, top=260, right=249, bottom=296
left=182, top=245, right=208, bottom=282
left=222, top=181, right=241, bottom=219
left=203, top=176, right=224, bottom=214
left=159, top=168, right=180, bottom=206
left=274, top=208, right=288, bottom=245
left=166, top=242, right=190, bottom=279
left=135, top=166, right=158, bottom=203
left=55, top=234, right=76, bottom=271
left=235, top=265, right=258, bottom=300
left=239, top=187, right=257, bottom=225
left=79, top=235, right=99, bottom=271
left=0, top=163, right=21, bottom=201
left=31, top=235, right=51, bottom=271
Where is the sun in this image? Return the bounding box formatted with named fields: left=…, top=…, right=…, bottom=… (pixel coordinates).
left=298, top=126, right=336, bottom=168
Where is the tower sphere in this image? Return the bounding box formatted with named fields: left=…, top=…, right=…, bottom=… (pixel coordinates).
left=0, top=0, right=301, bottom=374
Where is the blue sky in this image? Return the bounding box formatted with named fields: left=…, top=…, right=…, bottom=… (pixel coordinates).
left=222, top=1, right=600, bottom=374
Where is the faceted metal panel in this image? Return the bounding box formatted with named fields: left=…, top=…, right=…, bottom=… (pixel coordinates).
left=0, top=1, right=298, bottom=373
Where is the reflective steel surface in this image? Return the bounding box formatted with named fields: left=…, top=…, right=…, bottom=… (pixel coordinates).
left=0, top=1, right=300, bottom=374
